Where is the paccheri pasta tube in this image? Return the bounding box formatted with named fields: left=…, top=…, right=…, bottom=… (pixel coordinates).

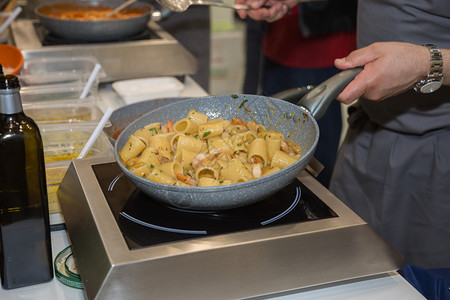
left=119, top=110, right=302, bottom=187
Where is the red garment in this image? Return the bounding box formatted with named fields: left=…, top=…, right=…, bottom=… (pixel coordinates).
left=262, top=5, right=356, bottom=68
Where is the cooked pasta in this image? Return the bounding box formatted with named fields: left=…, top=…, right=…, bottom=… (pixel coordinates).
left=119, top=112, right=302, bottom=187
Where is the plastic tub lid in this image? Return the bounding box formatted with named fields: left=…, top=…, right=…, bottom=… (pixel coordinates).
left=112, top=76, right=184, bottom=104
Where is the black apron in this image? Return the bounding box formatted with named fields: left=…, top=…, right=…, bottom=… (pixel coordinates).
left=330, top=0, right=450, bottom=268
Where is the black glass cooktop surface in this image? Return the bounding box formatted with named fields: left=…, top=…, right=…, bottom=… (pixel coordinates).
left=92, top=162, right=337, bottom=250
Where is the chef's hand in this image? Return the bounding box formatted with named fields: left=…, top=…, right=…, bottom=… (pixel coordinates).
left=235, top=0, right=329, bottom=22
left=235, top=0, right=295, bottom=22
left=335, top=42, right=430, bottom=104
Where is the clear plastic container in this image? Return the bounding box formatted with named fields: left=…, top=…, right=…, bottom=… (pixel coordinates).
left=23, top=99, right=108, bottom=125
left=20, top=82, right=99, bottom=103
left=19, top=56, right=104, bottom=103
left=42, top=123, right=114, bottom=164
left=19, top=72, right=88, bottom=87
left=46, top=164, right=68, bottom=214
left=42, top=124, right=114, bottom=214
left=22, top=56, right=107, bottom=79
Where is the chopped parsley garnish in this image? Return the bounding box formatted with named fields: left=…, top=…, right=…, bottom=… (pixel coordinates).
left=203, top=131, right=211, bottom=138
left=239, top=99, right=248, bottom=108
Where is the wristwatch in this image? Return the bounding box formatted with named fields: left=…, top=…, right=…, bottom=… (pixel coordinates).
left=414, top=44, right=443, bottom=93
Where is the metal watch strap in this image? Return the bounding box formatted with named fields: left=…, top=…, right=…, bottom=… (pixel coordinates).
left=427, top=44, right=443, bottom=80
left=414, top=44, right=443, bottom=93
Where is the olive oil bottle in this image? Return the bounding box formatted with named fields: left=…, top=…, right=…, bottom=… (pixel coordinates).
left=0, top=65, right=53, bottom=289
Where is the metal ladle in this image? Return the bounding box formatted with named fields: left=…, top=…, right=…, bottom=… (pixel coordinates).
left=156, top=0, right=249, bottom=12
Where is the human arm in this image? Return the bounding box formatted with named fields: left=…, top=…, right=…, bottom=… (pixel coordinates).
left=235, top=0, right=315, bottom=22
left=335, top=42, right=450, bottom=104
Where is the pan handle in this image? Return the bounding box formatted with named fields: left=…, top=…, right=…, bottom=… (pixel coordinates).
left=271, top=85, right=315, bottom=104
left=297, top=67, right=363, bottom=120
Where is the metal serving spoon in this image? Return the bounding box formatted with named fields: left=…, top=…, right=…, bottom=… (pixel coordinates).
left=105, top=0, right=138, bottom=17
left=157, top=0, right=249, bottom=12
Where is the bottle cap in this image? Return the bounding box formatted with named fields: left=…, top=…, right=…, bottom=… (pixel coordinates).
left=0, top=74, right=20, bottom=90
left=54, top=246, right=83, bottom=289
left=0, top=63, right=20, bottom=90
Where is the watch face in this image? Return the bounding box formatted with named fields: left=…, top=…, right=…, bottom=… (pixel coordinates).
left=420, top=81, right=442, bottom=93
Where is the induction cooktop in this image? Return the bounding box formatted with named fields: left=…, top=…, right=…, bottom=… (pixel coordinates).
left=58, top=156, right=403, bottom=300
left=91, top=161, right=336, bottom=250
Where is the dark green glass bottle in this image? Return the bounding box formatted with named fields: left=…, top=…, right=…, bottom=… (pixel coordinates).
left=0, top=65, right=53, bottom=289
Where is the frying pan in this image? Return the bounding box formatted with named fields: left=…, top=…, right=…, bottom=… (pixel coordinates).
left=114, top=68, right=362, bottom=210
left=103, top=89, right=313, bottom=144
left=104, top=97, right=187, bottom=143
left=104, top=84, right=316, bottom=143
left=35, top=0, right=158, bottom=42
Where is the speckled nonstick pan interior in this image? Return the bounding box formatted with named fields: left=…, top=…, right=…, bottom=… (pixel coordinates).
left=114, top=68, right=362, bottom=210
left=104, top=97, right=187, bottom=143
